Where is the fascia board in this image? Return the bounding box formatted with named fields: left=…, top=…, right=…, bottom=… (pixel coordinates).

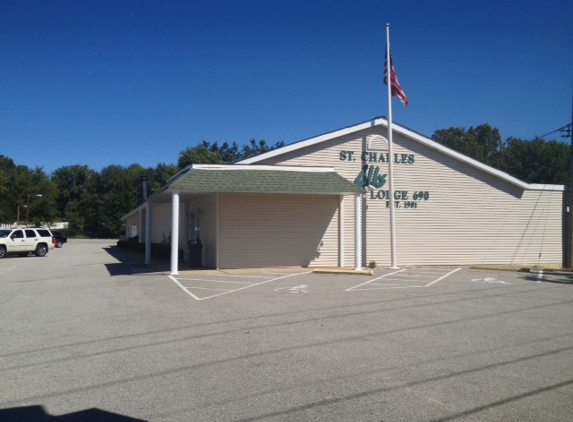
left=198, top=164, right=336, bottom=173
left=119, top=202, right=147, bottom=222
left=528, top=184, right=565, bottom=191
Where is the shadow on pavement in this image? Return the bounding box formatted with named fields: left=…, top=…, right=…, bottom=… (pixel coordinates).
left=0, top=405, right=148, bottom=422
left=101, top=245, right=170, bottom=276
left=520, top=271, right=573, bottom=285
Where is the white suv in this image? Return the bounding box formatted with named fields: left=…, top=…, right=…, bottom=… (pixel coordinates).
left=0, top=228, right=55, bottom=258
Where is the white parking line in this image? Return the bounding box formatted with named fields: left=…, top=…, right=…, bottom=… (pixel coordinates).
left=346, top=267, right=461, bottom=291
left=0, top=264, right=18, bottom=275
left=169, top=272, right=310, bottom=301
left=426, top=267, right=462, bottom=287
left=177, top=277, right=254, bottom=285
left=202, top=273, right=273, bottom=279
left=345, top=269, right=406, bottom=291
left=183, top=286, right=231, bottom=292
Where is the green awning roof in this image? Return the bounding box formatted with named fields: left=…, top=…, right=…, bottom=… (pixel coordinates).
left=158, top=165, right=363, bottom=196
left=121, top=165, right=364, bottom=221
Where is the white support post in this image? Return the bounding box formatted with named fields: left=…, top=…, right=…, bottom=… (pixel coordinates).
left=354, top=193, right=362, bottom=270
left=145, top=202, right=151, bottom=265
left=338, top=195, right=344, bottom=268
left=170, top=189, right=180, bottom=275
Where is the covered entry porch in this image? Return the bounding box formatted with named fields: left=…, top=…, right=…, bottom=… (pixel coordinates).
left=123, top=164, right=365, bottom=275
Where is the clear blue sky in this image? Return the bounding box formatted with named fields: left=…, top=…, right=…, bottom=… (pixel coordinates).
left=2, top=0, right=572, bottom=174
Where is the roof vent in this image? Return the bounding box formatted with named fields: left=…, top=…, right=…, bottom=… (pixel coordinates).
left=367, top=134, right=388, bottom=151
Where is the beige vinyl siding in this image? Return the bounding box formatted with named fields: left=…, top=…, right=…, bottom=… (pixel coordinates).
left=124, top=214, right=139, bottom=239
left=188, top=194, right=218, bottom=268
left=381, top=134, right=562, bottom=266
left=256, top=127, right=563, bottom=266
left=150, top=203, right=170, bottom=244
left=149, top=203, right=186, bottom=247
left=218, top=193, right=339, bottom=268
left=257, top=131, right=364, bottom=266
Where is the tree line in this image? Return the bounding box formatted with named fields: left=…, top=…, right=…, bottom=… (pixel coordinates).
left=0, top=140, right=283, bottom=237
left=431, top=124, right=570, bottom=184
left=1, top=127, right=569, bottom=237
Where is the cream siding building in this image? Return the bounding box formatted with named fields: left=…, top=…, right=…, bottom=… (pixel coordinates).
left=121, top=118, right=564, bottom=272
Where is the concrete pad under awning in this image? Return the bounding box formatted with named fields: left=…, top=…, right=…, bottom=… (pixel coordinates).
left=145, top=262, right=373, bottom=277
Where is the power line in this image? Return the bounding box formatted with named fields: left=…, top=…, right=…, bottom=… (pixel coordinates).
left=540, top=123, right=572, bottom=139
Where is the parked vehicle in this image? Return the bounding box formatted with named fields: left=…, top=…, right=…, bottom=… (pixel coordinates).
left=52, top=231, right=68, bottom=248
left=0, top=228, right=55, bottom=258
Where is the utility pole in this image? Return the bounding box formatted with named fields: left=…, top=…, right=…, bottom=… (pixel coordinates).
left=542, top=102, right=573, bottom=267
left=568, top=89, right=573, bottom=268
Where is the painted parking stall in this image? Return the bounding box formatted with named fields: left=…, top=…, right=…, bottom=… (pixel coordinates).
left=169, top=267, right=465, bottom=300
left=169, top=271, right=310, bottom=300
left=168, top=266, right=564, bottom=301
left=346, top=267, right=462, bottom=291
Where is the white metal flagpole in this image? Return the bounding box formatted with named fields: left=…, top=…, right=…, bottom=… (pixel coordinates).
left=386, top=23, right=398, bottom=269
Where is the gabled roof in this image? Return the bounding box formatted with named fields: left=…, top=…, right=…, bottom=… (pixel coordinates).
left=238, top=117, right=564, bottom=192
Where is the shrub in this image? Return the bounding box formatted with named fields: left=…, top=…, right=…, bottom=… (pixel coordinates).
left=117, top=239, right=129, bottom=248
left=116, top=239, right=182, bottom=261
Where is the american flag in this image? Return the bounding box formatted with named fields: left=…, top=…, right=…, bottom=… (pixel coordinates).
left=384, top=51, right=408, bottom=106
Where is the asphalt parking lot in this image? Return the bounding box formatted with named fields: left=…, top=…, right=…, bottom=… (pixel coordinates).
left=1, top=240, right=572, bottom=421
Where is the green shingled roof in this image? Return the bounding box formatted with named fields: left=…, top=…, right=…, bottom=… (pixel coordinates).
left=161, top=166, right=363, bottom=195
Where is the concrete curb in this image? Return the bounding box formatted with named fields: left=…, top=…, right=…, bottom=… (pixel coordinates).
left=312, top=268, right=374, bottom=276
left=165, top=267, right=375, bottom=276
left=470, top=265, right=573, bottom=275
left=470, top=265, right=530, bottom=272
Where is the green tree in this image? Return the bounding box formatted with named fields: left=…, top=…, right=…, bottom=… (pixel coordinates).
left=0, top=156, right=57, bottom=225
left=0, top=155, right=18, bottom=222
left=432, top=124, right=503, bottom=168
left=241, top=139, right=285, bottom=160
left=148, top=163, right=179, bottom=195
left=217, top=141, right=242, bottom=163
left=199, top=141, right=243, bottom=163
left=51, top=164, right=95, bottom=230
left=432, top=124, right=569, bottom=185
left=98, top=164, right=150, bottom=237
left=78, top=170, right=105, bottom=237
left=177, top=139, right=285, bottom=168
left=27, top=167, right=58, bottom=225
left=467, top=124, right=504, bottom=168
left=501, top=137, right=569, bottom=185
left=177, top=144, right=224, bottom=168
